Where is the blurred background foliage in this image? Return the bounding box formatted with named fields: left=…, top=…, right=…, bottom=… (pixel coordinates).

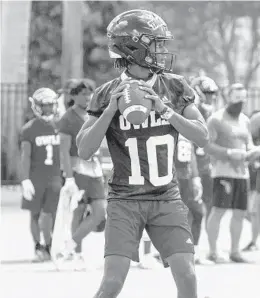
left=28, top=1, right=260, bottom=95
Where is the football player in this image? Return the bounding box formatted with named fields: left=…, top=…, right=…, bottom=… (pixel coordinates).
left=190, top=76, right=219, bottom=218
left=175, top=134, right=212, bottom=265
left=58, top=79, right=106, bottom=264
left=206, top=83, right=260, bottom=263
left=20, top=88, right=62, bottom=262
left=243, top=110, right=260, bottom=251
left=77, top=10, right=208, bottom=298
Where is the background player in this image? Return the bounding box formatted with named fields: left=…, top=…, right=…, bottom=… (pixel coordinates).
left=58, top=79, right=107, bottom=264
left=175, top=134, right=212, bottom=265
left=206, top=83, right=260, bottom=263
left=77, top=9, right=209, bottom=298
left=20, top=88, right=62, bottom=262
left=191, top=76, right=219, bottom=219
left=243, top=110, right=260, bottom=251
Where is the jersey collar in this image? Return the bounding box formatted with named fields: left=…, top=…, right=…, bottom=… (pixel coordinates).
left=120, top=71, right=157, bottom=88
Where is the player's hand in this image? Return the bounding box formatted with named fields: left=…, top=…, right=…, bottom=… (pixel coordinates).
left=227, top=148, right=247, bottom=161
left=192, top=177, right=203, bottom=202
left=138, top=81, right=166, bottom=113
left=70, top=190, right=85, bottom=211
left=105, top=78, right=132, bottom=116
left=246, top=146, right=260, bottom=163
left=62, top=177, right=79, bottom=196
left=21, top=179, right=35, bottom=201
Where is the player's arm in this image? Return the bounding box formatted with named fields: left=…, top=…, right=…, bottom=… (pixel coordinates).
left=204, top=117, right=246, bottom=161
left=245, top=117, right=260, bottom=163
left=77, top=82, right=129, bottom=160
left=139, top=81, right=208, bottom=147
left=20, top=140, right=35, bottom=200
left=204, top=117, right=229, bottom=159
left=59, top=133, right=73, bottom=178
left=21, top=141, right=31, bottom=181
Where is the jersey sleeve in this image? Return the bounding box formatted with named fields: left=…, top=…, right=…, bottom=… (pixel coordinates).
left=20, top=122, right=33, bottom=144
left=87, top=78, right=121, bottom=118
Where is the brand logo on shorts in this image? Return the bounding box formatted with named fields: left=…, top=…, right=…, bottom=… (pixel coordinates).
left=186, top=238, right=193, bottom=244
left=220, top=180, right=232, bottom=194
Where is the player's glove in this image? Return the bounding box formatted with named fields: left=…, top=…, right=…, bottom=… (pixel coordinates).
left=70, top=190, right=85, bottom=211
left=62, top=177, right=79, bottom=196
left=192, top=177, right=203, bottom=203
left=21, top=179, right=35, bottom=201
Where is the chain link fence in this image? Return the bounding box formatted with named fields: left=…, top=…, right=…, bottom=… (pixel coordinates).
left=1, top=83, right=260, bottom=183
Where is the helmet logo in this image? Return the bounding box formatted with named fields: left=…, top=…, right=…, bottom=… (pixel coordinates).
left=147, top=19, right=163, bottom=31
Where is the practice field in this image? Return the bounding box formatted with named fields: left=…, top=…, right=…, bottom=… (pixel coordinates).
left=1, top=187, right=260, bottom=298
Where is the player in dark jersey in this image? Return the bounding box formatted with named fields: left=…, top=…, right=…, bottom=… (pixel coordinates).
left=191, top=76, right=219, bottom=218
left=58, top=79, right=106, bottom=265
left=20, top=88, right=62, bottom=262
left=77, top=10, right=208, bottom=298
left=175, top=134, right=213, bottom=265
left=243, top=110, right=260, bottom=251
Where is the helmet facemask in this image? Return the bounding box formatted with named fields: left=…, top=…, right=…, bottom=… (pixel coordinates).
left=108, top=33, right=175, bottom=73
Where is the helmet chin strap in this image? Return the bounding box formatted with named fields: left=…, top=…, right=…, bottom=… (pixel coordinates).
left=41, top=114, right=54, bottom=122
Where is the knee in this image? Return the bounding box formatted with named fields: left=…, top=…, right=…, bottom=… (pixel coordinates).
left=167, top=253, right=196, bottom=276
left=100, top=276, right=124, bottom=296
left=31, top=213, right=40, bottom=222
left=40, top=212, right=53, bottom=223
left=92, top=200, right=106, bottom=222
left=232, top=209, right=246, bottom=221
left=209, top=207, right=226, bottom=219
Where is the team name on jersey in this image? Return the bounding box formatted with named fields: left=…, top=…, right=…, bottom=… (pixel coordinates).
left=35, top=135, right=60, bottom=146
left=119, top=111, right=170, bottom=131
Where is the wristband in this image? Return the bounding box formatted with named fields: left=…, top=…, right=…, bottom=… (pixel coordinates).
left=192, top=177, right=201, bottom=184
left=65, top=177, right=75, bottom=183
left=227, top=149, right=232, bottom=157
left=160, top=107, right=175, bottom=120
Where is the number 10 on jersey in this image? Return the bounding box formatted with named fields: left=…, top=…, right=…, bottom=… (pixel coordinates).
left=125, top=134, right=174, bottom=187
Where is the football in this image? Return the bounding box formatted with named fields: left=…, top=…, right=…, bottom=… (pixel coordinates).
left=118, top=80, right=152, bottom=125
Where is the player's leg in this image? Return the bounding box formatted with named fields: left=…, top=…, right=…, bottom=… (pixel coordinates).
left=72, top=199, right=106, bottom=243
left=206, top=177, right=230, bottom=263
left=70, top=175, right=106, bottom=246
left=93, top=200, right=145, bottom=297
left=229, top=179, right=248, bottom=262
left=21, top=176, right=46, bottom=261
left=70, top=172, right=88, bottom=254
left=243, top=166, right=260, bottom=251
left=93, top=256, right=130, bottom=298
left=178, top=178, right=208, bottom=264
left=147, top=200, right=197, bottom=298
left=41, top=176, right=62, bottom=258
left=201, top=173, right=213, bottom=220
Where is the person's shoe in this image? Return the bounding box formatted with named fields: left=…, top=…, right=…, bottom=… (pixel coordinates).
left=42, top=244, right=51, bottom=261
left=207, top=253, right=228, bottom=264
left=230, top=252, right=250, bottom=263
left=60, top=239, right=77, bottom=260
left=32, top=243, right=46, bottom=263
left=195, top=255, right=214, bottom=265
left=242, top=242, right=259, bottom=252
